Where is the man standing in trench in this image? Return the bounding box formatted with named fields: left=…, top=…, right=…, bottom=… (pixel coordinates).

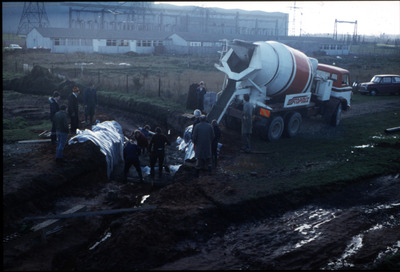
left=192, top=115, right=215, bottom=177
left=123, top=138, right=143, bottom=183
left=54, top=104, right=69, bottom=163
left=148, top=127, right=170, bottom=180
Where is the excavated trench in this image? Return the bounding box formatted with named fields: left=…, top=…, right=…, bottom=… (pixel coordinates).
left=3, top=69, right=400, bottom=270
left=4, top=103, right=400, bottom=270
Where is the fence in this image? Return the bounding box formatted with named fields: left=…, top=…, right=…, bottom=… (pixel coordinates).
left=6, top=59, right=225, bottom=107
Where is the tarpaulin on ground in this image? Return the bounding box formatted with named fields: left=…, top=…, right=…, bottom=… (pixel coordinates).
left=68, top=121, right=124, bottom=179
left=176, top=124, right=222, bottom=163
left=176, top=125, right=195, bottom=162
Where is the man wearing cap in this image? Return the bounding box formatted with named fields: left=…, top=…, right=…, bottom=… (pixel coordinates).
left=68, top=86, right=80, bottom=134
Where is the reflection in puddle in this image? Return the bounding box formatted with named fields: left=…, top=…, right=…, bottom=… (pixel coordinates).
left=352, top=144, right=373, bottom=149
left=89, top=232, right=112, bottom=250
left=141, top=194, right=150, bottom=204
left=326, top=234, right=364, bottom=269
left=372, top=135, right=398, bottom=140
left=324, top=202, right=400, bottom=270
left=292, top=208, right=337, bottom=249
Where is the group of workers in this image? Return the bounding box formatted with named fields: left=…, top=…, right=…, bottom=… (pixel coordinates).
left=50, top=80, right=254, bottom=183
left=123, top=125, right=170, bottom=183
left=123, top=107, right=222, bottom=183
left=49, top=83, right=97, bottom=163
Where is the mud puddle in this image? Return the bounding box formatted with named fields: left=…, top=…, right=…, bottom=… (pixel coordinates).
left=155, top=175, right=400, bottom=270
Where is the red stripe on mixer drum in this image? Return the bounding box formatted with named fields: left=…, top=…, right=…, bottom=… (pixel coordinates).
left=285, top=49, right=311, bottom=95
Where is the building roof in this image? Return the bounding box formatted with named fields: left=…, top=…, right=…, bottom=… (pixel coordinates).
left=170, top=31, right=274, bottom=43
left=31, top=27, right=173, bottom=40
left=32, top=27, right=278, bottom=44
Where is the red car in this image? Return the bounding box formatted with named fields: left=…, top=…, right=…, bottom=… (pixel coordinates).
left=358, top=74, right=400, bottom=96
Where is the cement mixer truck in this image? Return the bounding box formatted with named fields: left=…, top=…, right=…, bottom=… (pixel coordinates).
left=207, top=40, right=352, bottom=141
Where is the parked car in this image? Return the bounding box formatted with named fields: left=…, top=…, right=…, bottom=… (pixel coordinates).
left=358, top=74, right=400, bottom=96
left=4, top=44, right=22, bottom=51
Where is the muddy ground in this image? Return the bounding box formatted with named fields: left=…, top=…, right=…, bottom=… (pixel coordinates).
left=3, top=92, right=400, bottom=270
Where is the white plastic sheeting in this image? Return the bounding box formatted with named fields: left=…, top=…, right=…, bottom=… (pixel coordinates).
left=176, top=125, right=195, bottom=162
left=68, top=121, right=124, bottom=179
left=176, top=124, right=223, bottom=162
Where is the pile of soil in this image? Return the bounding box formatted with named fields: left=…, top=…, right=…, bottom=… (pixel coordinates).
left=3, top=90, right=400, bottom=270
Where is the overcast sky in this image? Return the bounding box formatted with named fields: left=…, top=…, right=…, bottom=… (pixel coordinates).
left=162, top=1, right=400, bottom=36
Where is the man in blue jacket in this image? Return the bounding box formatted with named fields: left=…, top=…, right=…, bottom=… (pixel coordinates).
left=54, top=104, right=69, bottom=163
left=123, top=139, right=143, bottom=183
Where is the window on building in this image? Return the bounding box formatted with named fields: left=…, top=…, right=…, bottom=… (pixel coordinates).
left=119, top=40, right=129, bottom=46
left=189, top=42, right=201, bottom=47
left=203, top=42, right=213, bottom=47
left=106, top=40, right=117, bottom=46
left=142, top=40, right=152, bottom=47
left=67, top=38, right=79, bottom=46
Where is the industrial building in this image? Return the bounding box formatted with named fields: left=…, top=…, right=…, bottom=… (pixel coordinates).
left=24, top=2, right=350, bottom=56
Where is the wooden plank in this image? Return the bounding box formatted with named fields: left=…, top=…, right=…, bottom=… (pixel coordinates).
left=385, top=126, right=400, bottom=133
left=18, top=139, right=51, bottom=144
left=30, top=205, right=87, bottom=232
left=240, top=150, right=273, bottom=154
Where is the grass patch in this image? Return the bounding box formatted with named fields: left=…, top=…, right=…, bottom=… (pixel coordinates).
left=98, top=90, right=187, bottom=112
left=3, top=116, right=49, bottom=143
left=225, top=109, right=400, bottom=195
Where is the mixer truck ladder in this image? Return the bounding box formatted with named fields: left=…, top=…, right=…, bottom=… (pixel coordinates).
left=207, top=79, right=237, bottom=123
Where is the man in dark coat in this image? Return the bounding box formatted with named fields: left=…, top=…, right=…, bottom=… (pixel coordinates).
left=192, top=115, right=215, bottom=176
left=148, top=127, right=170, bottom=180
left=196, top=81, right=207, bottom=112
left=68, top=86, right=80, bottom=134
left=123, top=140, right=143, bottom=183
left=54, top=104, right=69, bottom=163
left=83, top=82, right=97, bottom=126
left=49, top=91, right=60, bottom=144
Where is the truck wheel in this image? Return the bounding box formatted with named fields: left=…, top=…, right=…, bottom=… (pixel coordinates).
left=369, top=89, right=377, bottom=96
left=330, top=104, right=342, bottom=127
left=267, top=116, right=284, bottom=141
left=284, top=112, right=302, bottom=138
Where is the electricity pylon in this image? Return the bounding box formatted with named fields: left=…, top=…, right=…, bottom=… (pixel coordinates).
left=17, top=2, right=50, bottom=35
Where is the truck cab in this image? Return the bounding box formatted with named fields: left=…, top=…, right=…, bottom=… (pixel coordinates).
left=316, top=63, right=352, bottom=109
